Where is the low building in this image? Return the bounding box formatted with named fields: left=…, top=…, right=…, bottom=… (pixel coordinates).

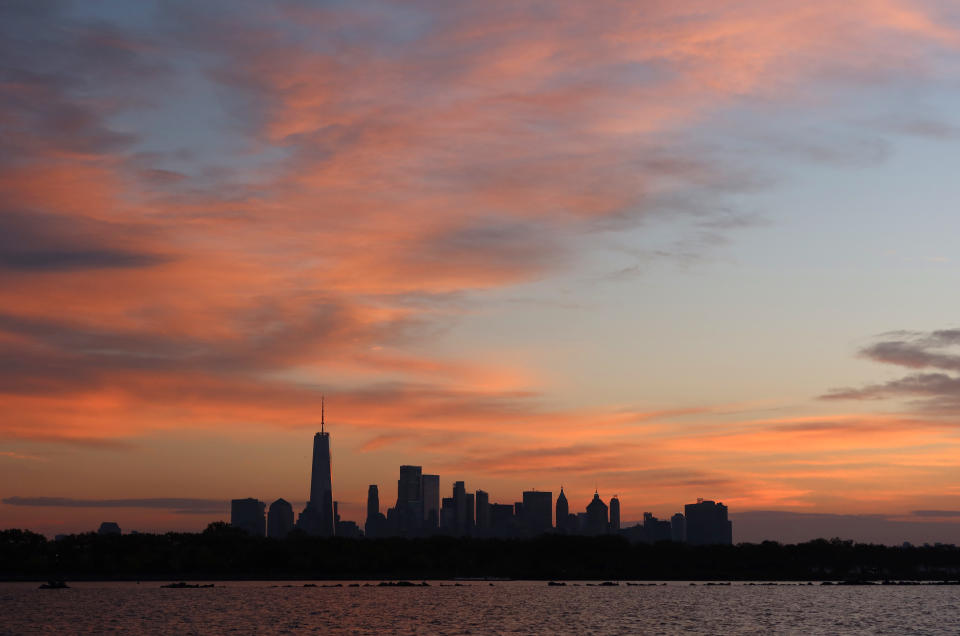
left=97, top=522, right=121, bottom=536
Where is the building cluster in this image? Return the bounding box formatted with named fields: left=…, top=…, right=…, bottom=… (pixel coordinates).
left=230, top=409, right=363, bottom=540
left=230, top=424, right=733, bottom=545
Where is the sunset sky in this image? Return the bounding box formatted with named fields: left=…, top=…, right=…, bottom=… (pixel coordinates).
left=4, top=0, right=960, bottom=543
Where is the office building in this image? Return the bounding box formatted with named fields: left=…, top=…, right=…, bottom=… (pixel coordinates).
left=422, top=474, right=440, bottom=529
left=231, top=498, right=266, bottom=537
left=395, top=465, right=423, bottom=534
left=465, top=492, right=475, bottom=534
left=440, top=496, right=456, bottom=531
left=585, top=491, right=608, bottom=535
left=609, top=496, right=621, bottom=532
left=684, top=499, right=733, bottom=545
left=643, top=512, right=672, bottom=542
left=671, top=513, right=686, bottom=542
left=522, top=490, right=553, bottom=535
left=296, top=405, right=335, bottom=536
left=267, top=498, right=294, bottom=539
left=489, top=503, right=515, bottom=534
left=365, top=484, right=387, bottom=538
left=476, top=490, right=490, bottom=530
left=555, top=488, right=569, bottom=533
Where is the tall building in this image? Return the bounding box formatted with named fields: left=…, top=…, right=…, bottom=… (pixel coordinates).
left=395, top=465, right=423, bottom=534
left=555, top=488, right=569, bottom=533
left=398, top=465, right=422, bottom=506
left=465, top=492, right=475, bottom=534
left=609, top=496, right=621, bottom=532
left=231, top=498, right=266, bottom=537
left=440, top=496, right=456, bottom=531
left=267, top=498, right=294, bottom=539
left=522, top=491, right=552, bottom=535
left=671, top=513, right=686, bottom=542
left=297, top=404, right=335, bottom=536
left=367, top=484, right=380, bottom=522
left=684, top=499, right=732, bottom=545
left=585, top=491, right=608, bottom=535
left=475, top=490, right=490, bottom=531
left=453, top=481, right=468, bottom=535
left=489, top=503, right=514, bottom=530
left=365, top=484, right=387, bottom=538
left=422, top=474, right=440, bottom=529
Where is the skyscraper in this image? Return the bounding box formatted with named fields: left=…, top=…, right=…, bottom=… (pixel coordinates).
left=522, top=491, right=552, bottom=535
left=395, top=465, right=423, bottom=534
left=296, top=402, right=335, bottom=536
left=453, top=481, right=467, bottom=535
left=475, top=489, right=490, bottom=531
left=398, top=465, right=423, bottom=506
left=465, top=492, right=475, bottom=534
left=671, top=513, right=686, bottom=542
left=609, top=496, right=621, bottom=532
left=440, top=496, right=456, bottom=532
left=555, top=487, right=569, bottom=533
left=585, top=491, right=608, bottom=535
left=365, top=484, right=387, bottom=538
left=231, top=498, right=266, bottom=537
left=421, top=474, right=440, bottom=529
left=684, top=499, right=732, bottom=545
left=267, top=498, right=294, bottom=539
left=367, top=484, right=380, bottom=521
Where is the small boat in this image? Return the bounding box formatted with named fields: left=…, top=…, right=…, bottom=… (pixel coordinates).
left=39, top=580, right=69, bottom=589
left=161, top=582, right=215, bottom=588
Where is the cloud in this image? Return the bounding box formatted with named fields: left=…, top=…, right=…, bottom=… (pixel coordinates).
left=0, top=249, right=168, bottom=272
left=732, top=509, right=960, bottom=545
left=0, top=211, right=171, bottom=272
left=2, top=496, right=226, bottom=515
left=912, top=510, right=960, bottom=517
left=862, top=330, right=960, bottom=371
left=1, top=1, right=959, bottom=485
left=0, top=451, right=47, bottom=462
left=822, top=329, right=960, bottom=412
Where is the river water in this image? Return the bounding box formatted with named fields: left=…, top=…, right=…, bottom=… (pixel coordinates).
left=2, top=581, right=959, bottom=634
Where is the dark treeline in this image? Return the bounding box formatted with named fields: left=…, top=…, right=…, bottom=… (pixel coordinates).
left=4, top=524, right=960, bottom=581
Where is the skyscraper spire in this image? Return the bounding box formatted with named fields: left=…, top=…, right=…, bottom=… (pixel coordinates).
left=321, top=395, right=325, bottom=433
left=297, top=425, right=335, bottom=537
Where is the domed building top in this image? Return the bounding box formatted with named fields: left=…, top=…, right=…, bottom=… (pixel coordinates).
left=587, top=490, right=608, bottom=513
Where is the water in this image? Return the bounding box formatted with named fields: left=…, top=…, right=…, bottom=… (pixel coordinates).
left=2, top=581, right=960, bottom=634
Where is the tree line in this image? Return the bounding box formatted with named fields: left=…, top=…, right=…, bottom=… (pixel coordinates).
left=3, top=524, right=960, bottom=581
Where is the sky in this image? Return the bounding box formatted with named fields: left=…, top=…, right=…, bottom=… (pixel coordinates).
left=3, top=0, right=960, bottom=544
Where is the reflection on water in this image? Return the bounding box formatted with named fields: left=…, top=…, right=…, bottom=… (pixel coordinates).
left=2, top=581, right=959, bottom=635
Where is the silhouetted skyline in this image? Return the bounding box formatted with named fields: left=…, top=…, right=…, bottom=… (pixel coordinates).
left=227, top=429, right=733, bottom=545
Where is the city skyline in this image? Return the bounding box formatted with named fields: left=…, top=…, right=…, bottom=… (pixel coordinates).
left=4, top=1, right=960, bottom=546
left=228, top=430, right=733, bottom=544
left=11, top=427, right=956, bottom=547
